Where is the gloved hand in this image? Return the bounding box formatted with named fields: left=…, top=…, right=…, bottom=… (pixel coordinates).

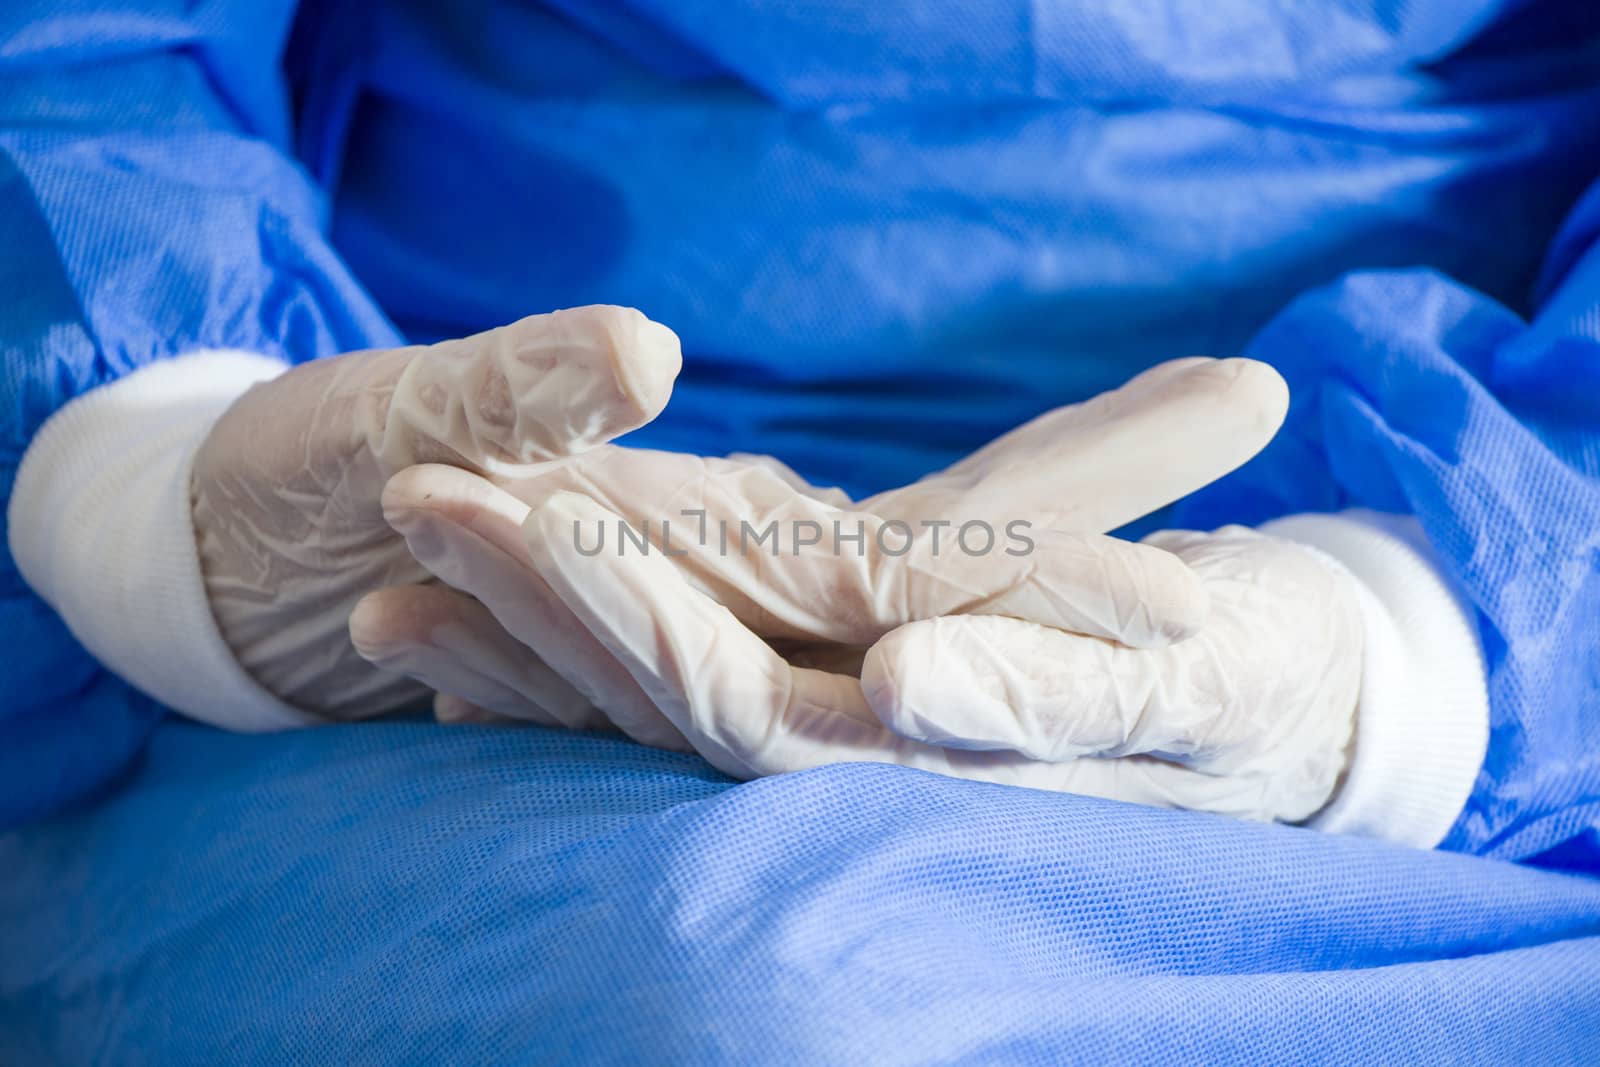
left=862, top=526, right=1363, bottom=821
left=190, top=305, right=681, bottom=717
left=348, top=358, right=1309, bottom=786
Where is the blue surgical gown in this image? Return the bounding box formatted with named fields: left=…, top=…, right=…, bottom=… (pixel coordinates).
left=3, top=1, right=1600, bottom=1061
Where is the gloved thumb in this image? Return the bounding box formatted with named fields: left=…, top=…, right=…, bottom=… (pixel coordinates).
left=206, top=305, right=681, bottom=505
left=872, top=357, right=1288, bottom=535
left=364, top=304, right=681, bottom=474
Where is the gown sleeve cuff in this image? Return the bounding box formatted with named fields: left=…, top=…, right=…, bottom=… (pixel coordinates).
left=8, top=351, right=322, bottom=732
left=1260, top=510, right=1489, bottom=848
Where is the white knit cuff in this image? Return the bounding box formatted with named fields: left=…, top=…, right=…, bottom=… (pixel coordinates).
left=8, top=351, right=321, bottom=732
left=1262, top=510, right=1488, bottom=848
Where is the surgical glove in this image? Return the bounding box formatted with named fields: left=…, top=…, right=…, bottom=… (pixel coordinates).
left=191, top=305, right=681, bottom=717
left=862, top=526, right=1364, bottom=822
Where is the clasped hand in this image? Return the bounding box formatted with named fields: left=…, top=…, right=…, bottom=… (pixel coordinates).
left=194, top=307, right=1361, bottom=823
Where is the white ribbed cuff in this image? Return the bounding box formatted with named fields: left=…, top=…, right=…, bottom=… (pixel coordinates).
left=1262, top=510, right=1488, bottom=848
left=8, top=351, right=321, bottom=732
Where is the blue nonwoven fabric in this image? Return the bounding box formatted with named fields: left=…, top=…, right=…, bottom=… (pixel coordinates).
left=4, top=0, right=1600, bottom=1061
left=303, top=0, right=1600, bottom=495
left=3, top=722, right=1600, bottom=1065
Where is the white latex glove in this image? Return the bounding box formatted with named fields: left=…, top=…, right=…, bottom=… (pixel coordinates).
left=190, top=305, right=681, bottom=717
left=349, top=358, right=1292, bottom=756
left=862, top=526, right=1364, bottom=822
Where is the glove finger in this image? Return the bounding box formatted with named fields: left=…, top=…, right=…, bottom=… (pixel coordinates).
left=871, top=525, right=1207, bottom=649
left=380, top=475, right=690, bottom=750
left=487, top=454, right=1205, bottom=647
left=349, top=583, right=603, bottom=731
left=370, top=304, right=681, bottom=474
left=860, top=613, right=1220, bottom=763
left=868, top=357, right=1288, bottom=533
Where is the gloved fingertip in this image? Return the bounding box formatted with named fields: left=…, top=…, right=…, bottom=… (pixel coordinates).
left=859, top=623, right=946, bottom=741
left=350, top=585, right=456, bottom=661
left=860, top=620, right=1036, bottom=751
left=515, top=306, right=681, bottom=452
left=856, top=638, right=899, bottom=723
left=379, top=464, right=452, bottom=524
left=347, top=590, right=407, bottom=662
left=1217, top=355, right=1289, bottom=425
left=605, top=308, right=682, bottom=424
left=1139, top=356, right=1289, bottom=452
left=381, top=465, right=534, bottom=551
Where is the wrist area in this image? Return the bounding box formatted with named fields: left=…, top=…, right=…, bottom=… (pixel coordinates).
left=1261, top=509, right=1488, bottom=848
left=8, top=351, right=321, bottom=731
